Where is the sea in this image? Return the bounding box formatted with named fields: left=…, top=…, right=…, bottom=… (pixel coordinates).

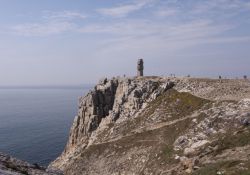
left=0, top=86, right=91, bottom=167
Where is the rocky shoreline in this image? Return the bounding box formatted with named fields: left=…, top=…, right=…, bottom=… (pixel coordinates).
left=0, top=152, right=62, bottom=175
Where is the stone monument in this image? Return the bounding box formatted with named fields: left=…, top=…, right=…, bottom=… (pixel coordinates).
left=137, top=59, right=144, bottom=77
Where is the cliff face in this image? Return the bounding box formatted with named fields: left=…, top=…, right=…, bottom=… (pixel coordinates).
left=50, top=77, right=174, bottom=171
left=50, top=77, right=250, bottom=175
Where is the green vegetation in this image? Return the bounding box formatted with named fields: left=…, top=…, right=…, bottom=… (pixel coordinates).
left=163, top=145, right=173, bottom=159
left=193, top=160, right=240, bottom=175
left=193, top=160, right=250, bottom=175
left=163, top=145, right=182, bottom=164
left=213, top=128, right=250, bottom=155
left=144, top=89, right=210, bottom=122
left=193, top=129, right=250, bottom=175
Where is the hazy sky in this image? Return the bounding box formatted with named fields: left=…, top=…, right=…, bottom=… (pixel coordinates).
left=0, top=0, right=250, bottom=85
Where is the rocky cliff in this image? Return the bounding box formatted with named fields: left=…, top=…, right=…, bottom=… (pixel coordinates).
left=50, top=77, right=175, bottom=171
left=50, top=77, right=250, bottom=175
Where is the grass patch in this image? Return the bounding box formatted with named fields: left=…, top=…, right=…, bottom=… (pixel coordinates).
left=192, top=160, right=240, bottom=175
left=143, top=89, right=210, bottom=122
left=162, top=145, right=181, bottom=164
left=163, top=146, right=173, bottom=159
left=193, top=160, right=250, bottom=175
left=212, top=128, right=250, bottom=155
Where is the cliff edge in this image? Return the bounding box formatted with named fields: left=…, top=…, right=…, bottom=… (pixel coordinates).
left=50, top=76, right=250, bottom=175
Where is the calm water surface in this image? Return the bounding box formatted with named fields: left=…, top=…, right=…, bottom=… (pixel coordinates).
left=0, top=87, right=90, bottom=166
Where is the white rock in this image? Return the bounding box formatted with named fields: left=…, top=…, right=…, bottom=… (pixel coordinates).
left=175, top=155, right=180, bottom=160
left=184, top=148, right=196, bottom=156
left=192, top=118, right=197, bottom=123
left=191, top=140, right=209, bottom=149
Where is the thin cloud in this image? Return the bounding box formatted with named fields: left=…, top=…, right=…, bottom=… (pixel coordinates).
left=11, top=21, right=75, bottom=36
left=43, top=11, right=87, bottom=21
left=8, top=0, right=250, bottom=41
left=154, top=8, right=177, bottom=17
left=9, top=10, right=86, bottom=36
left=78, top=18, right=245, bottom=60
left=78, top=19, right=231, bottom=40
left=96, top=0, right=153, bottom=17
left=191, top=0, right=249, bottom=14
left=204, top=36, right=250, bottom=44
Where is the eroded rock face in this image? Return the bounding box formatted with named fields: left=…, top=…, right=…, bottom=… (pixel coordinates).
left=50, top=77, right=250, bottom=175
left=68, top=78, right=118, bottom=145
left=50, top=77, right=174, bottom=170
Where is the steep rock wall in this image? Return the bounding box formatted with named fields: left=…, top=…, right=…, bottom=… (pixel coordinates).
left=50, top=77, right=174, bottom=170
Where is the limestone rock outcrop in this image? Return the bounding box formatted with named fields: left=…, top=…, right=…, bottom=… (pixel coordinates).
left=50, top=77, right=174, bottom=170
left=50, top=77, right=250, bottom=175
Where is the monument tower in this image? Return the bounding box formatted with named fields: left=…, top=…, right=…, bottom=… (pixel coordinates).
left=137, top=59, right=144, bottom=77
